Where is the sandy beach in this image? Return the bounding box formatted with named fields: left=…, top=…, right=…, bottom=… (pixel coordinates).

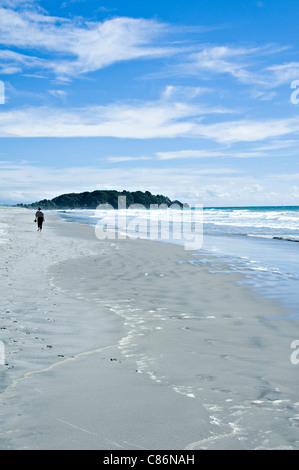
left=0, top=208, right=299, bottom=450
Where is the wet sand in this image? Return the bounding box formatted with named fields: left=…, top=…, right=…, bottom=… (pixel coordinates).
left=0, top=208, right=299, bottom=450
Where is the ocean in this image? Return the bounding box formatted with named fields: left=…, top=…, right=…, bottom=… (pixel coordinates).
left=58, top=205, right=299, bottom=318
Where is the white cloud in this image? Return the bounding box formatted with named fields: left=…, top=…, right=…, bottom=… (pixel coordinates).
left=0, top=102, right=196, bottom=138
left=162, top=85, right=212, bottom=101
left=268, top=173, right=299, bottom=181
left=156, top=149, right=226, bottom=160
left=195, top=117, right=299, bottom=143
left=0, top=7, right=176, bottom=79
left=178, top=45, right=264, bottom=84
left=0, top=98, right=228, bottom=138
left=1, top=100, right=299, bottom=143
left=291, top=185, right=299, bottom=198
left=250, top=90, right=277, bottom=101
left=252, top=139, right=299, bottom=152
left=1, top=161, right=296, bottom=207
left=0, top=0, right=37, bottom=6
left=265, top=62, right=299, bottom=86
left=176, top=44, right=296, bottom=89
left=48, top=89, right=68, bottom=99
left=0, top=3, right=297, bottom=93
left=0, top=48, right=46, bottom=74
left=106, top=155, right=152, bottom=163
left=155, top=148, right=270, bottom=160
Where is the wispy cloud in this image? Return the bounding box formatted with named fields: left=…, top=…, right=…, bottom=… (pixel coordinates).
left=195, top=117, right=299, bottom=143
left=175, top=44, right=297, bottom=89
left=265, top=62, right=299, bottom=86
left=1, top=4, right=297, bottom=93
left=155, top=149, right=265, bottom=160
left=162, top=85, right=212, bottom=101
left=156, top=149, right=224, bottom=160
left=106, top=155, right=152, bottom=163
left=268, top=172, right=299, bottom=181
left=0, top=0, right=37, bottom=6
left=0, top=97, right=234, bottom=138
left=0, top=48, right=46, bottom=75
left=0, top=160, right=295, bottom=206
left=0, top=102, right=194, bottom=138
left=1, top=99, right=299, bottom=142
left=0, top=6, right=177, bottom=80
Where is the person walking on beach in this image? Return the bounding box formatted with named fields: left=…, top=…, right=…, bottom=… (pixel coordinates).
left=35, top=207, right=45, bottom=232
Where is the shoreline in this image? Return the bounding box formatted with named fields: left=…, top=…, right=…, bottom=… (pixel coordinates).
left=1, top=208, right=299, bottom=449
left=60, top=207, right=299, bottom=318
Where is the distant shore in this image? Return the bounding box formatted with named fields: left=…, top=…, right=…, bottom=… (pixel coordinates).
left=0, top=208, right=298, bottom=450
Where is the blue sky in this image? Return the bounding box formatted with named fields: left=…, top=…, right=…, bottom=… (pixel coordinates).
left=0, top=0, right=299, bottom=206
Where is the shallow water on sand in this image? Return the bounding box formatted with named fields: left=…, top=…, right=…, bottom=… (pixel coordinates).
left=49, top=234, right=299, bottom=450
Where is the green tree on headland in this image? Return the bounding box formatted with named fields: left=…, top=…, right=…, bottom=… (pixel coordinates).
left=17, top=190, right=185, bottom=210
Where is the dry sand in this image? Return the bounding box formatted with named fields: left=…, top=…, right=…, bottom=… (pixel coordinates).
left=0, top=208, right=299, bottom=450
